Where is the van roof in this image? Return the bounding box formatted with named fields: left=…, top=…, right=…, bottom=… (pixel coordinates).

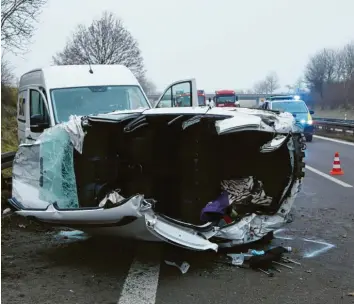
left=19, top=64, right=140, bottom=89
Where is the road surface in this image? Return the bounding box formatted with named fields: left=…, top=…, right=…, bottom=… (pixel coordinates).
left=2, top=135, right=354, bottom=304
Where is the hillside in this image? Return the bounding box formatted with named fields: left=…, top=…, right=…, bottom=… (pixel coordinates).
left=1, top=86, right=18, bottom=153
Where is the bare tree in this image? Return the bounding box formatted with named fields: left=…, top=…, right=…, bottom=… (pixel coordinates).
left=138, top=76, right=157, bottom=95
left=1, top=54, right=14, bottom=86
left=304, top=44, right=354, bottom=109
left=1, top=55, right=16, bottom=107
left=338, top=41, right=354, bottom=108
left=265, top=71, right=280, bottom=94
left=53, top=11, right=146, bottom=80
left=253, top=80, right=268, bottom=94
left=305, top=48, right=338, bottom=98
left=1, top=0, right=47, bottom=53
left=304, top=50, right=327, bottom=99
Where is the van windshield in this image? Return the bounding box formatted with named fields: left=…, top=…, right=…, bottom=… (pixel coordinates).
left=50, top=85, right=150, bottom=123
left=271, top=101, right=308, bottom=113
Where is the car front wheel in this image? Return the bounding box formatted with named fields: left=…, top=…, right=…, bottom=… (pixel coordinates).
left=305, top=134, right=313, bottom=142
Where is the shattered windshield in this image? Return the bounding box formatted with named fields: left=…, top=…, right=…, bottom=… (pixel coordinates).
left=50, top=85, right=150, bottom=123
left=271, top=101, right=308, bottom=113
left=216, top=95, right=236, bottom=104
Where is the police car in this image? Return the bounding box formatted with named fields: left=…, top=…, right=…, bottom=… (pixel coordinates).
left=261, top=95, right=315, bottom=142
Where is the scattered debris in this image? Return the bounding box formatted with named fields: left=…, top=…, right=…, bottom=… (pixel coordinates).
left=18, top=224, right=26, bottom=228
left=226, top=253, right=245, bottom=266
left=223, top=246, right=302, bottom=277
left=258, top=268, right=274, bottom=277
left=2, top=208, right=11, bottom=215
left=164, top=260, right=190, bottom=274
left=54, top=230, right=89, bottom=242
left=347, top=292, right=354, bottom=297
left=305, top=270, right=312, bottom=273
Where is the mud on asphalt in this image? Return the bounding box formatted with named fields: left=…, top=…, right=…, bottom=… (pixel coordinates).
left=2, top=206, right=354, bottom=304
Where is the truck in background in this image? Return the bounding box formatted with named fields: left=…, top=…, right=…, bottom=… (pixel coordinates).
left=213, top=90, right=239, bottom=107
left=197, top=90, right=206, bottom=106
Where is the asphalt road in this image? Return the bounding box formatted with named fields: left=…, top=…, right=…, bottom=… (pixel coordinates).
left=2, top=136, right=354, bottom=304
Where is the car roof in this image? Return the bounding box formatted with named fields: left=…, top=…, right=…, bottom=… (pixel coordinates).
left=19, top=64, right=139, bottom=90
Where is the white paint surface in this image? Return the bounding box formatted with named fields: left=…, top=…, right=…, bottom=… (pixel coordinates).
left=274, top=229, right=336, bottom=258
left=302, top=238, right=336, bottom=258
left=313, top=135, right=354, bottom=146
left=117, top=248, right=161, bottom=304
left=306, top=165, right=353, bottom=188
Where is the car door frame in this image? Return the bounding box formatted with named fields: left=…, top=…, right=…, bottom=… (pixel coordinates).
left=26, top=87, right=52, bottom=143
left=155, top=78, right=198, bottom=108
left=17, top=89, right=28, bottom=145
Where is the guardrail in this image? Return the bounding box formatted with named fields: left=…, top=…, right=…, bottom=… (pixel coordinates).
left=1, top=151, right=16, bottom=170
left=313, top=117, right=354, bottom=124
left=313, top=119, right=354, bottom=135
left=1, top=117, right=353, bottom=172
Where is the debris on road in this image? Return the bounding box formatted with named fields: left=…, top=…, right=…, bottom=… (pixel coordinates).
left=164, top=260, right=190, bottom=274
left=54, top=230, right=90, bottom=242
left=2, top=208, right=11, bottom=215
left=223, top=246, right=302, bottom=277
left=226, top=253, right=245, bottom=266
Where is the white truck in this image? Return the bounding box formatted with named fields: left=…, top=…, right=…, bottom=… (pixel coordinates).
left=16, top=64, right=199, bottom=143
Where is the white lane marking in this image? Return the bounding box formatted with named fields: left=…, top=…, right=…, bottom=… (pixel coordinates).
left=313, top=135, right=354, bottom=146
left=306, top=165, right=353, bottom=188
left=273, top=228, right=294, bottom=240
left=302, top=238, right=336, bottom=258
left=118, top=247, right=161, bottom=304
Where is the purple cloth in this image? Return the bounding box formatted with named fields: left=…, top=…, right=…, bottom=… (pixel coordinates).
left=200, top=191, right=230, bottom=222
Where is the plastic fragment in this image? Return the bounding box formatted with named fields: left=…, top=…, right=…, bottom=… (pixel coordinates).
left=226, top=253, right=245, bottom=266
left=250, top=250, right=265, bottom=256
left=164, top=260, right=190, bottom=274
left=2, top=208, right=11, bottom=215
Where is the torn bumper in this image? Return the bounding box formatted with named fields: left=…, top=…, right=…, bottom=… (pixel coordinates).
left=8, top=177, right=301, bottom=251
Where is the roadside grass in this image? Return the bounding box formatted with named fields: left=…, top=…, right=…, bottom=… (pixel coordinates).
left=1, top=97, right=18, bottom=182
left=314, top=130, right=354, bottom=143
left=313, top=107, right=354, bottom=120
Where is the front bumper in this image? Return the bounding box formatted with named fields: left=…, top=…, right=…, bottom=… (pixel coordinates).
left=303, top=124, right=314, bottom=136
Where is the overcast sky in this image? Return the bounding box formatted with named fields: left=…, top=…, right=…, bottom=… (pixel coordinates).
left=5, top=0, right=354, bottom=92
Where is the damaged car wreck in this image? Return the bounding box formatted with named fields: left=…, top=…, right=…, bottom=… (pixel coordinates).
left=9, top=105, right=306, bottom=252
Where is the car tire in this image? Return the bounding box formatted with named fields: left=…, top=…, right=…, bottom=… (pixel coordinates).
left=305, top=135, right=313, bottom=142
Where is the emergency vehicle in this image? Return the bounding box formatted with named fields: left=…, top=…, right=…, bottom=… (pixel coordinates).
left=262, top=95, right=315, bottom=142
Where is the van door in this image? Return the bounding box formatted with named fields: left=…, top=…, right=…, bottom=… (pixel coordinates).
left=17, top=90, right=27, bottom=145
left=155, top=79, right=198, bottom=108
left=25, top=88, right=51, bottom=143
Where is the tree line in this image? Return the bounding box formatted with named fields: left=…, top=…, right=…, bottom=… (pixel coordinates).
left=304, top=42, right=354, bottom=109
left=1, top=2, right=157, bottom=100
left=248, top=42, right=354, bottom=110
left=1, top=1, right=353, bottom=109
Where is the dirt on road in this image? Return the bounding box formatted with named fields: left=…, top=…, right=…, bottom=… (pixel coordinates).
left=2, top=205, right=354, bottom=304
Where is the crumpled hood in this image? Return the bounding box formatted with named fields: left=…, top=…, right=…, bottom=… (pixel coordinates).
left=100, top=106, right=300, bottom=135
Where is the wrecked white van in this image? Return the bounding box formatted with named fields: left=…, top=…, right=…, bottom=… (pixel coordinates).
left=9, top=77, right=306, bottom=251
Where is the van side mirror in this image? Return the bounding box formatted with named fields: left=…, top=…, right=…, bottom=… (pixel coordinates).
left=30, top=114, right=50, bottom=133
left=309, top=110, right=315, bottom=115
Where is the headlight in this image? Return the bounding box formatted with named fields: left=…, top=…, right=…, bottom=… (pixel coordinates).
left=300, top=119, right=306, bottom=124
left=307, top=120, right=313, bottom=125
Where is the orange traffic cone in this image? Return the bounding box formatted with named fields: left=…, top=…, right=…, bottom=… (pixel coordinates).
left=330, top=152, right=344, bottom=175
